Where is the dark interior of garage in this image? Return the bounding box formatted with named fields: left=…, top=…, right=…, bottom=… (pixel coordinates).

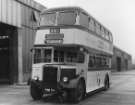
left=116, top=57, right=122, bottom=71
left=0, top=23, right=18, bottom=84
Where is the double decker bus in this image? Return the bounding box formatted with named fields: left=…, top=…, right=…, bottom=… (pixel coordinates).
left=30, top=7, right=113, bottom=102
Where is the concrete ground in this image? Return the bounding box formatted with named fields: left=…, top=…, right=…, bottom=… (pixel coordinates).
left=0, top=70, right=135, bottom=105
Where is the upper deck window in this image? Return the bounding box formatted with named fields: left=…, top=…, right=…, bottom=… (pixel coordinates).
left=57, top=11, right=77, bottom=25
left=79, top=12, right=89, bottom=28
left=106, top=31, right=110, bottom=40
left=95, top=22, right=100, bottom=35
left=101, top=27, right=105, bottom=37
left=89, top=18, right=95, bottom=31
left=40, top=12, right=56, bottom=26
left=109, top=33, right=113, bottom=42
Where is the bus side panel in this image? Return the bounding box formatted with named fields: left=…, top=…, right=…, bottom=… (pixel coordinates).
left=86, top=71, right=98, bottom=92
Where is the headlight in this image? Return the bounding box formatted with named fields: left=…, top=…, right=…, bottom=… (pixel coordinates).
left=63, top=77, right=69, bottom=82
left=33, top=76, right=39, bottom=81
left=61, top=69, right=76, bottom=83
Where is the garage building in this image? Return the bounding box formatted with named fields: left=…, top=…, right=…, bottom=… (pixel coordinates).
left=112, top=46, right=132, bottom=72
left=0, top=0, right=133, bottom=84
left=0, top=0, right=46, bottom=84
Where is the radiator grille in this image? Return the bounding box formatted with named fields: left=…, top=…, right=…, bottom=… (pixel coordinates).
left=43, top=66, right=57, bottom=89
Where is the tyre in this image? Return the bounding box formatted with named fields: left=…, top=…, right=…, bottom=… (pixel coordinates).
left=30, top=83, right=43, bottom=100
left=69, top=79, right=86, bottom=103
left=104, top=76, right=110, bottom=90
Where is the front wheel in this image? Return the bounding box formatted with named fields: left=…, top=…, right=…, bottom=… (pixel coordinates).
left=69, top=79, right=86, bottom=103
left=30, top=82, right=43, bottom=100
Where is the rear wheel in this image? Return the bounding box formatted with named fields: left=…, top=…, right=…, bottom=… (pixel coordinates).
left=30, top=82, right=43, bottom=100
left=69, top=79, right=86, bottom=103
left=104, top=76, right=110, bottom=90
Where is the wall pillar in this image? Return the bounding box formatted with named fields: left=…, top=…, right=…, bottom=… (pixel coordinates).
left=18, top=28, right=23, bottom=84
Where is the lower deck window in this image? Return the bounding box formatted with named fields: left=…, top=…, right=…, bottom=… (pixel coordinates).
left=88, top=54, right=111, bottom=70
left=53, top=49, right=85, bottom=63
left=54, top=50, right=64, bottom=62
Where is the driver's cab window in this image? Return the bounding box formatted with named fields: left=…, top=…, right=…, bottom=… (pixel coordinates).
left=43, top=49, right=52, bottom=62
left=34, top=49, right=41, bottom=63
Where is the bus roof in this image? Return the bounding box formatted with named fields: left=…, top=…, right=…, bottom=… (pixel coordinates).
left=41, top=6, right=112, bottom=34
left=41, top=6, right=88, bottom=14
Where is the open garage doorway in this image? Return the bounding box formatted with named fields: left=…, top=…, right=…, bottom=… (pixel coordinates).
left=0, top=23, right=18, bottom=84
left=116, top=57, right=122, bottom=72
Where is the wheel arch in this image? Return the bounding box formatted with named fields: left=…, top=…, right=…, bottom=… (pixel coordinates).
left=105, top=73, right=109, bottom=81
left=79, top=77, right=86, bottom=93
left=104, top=73, right=110, bottom=89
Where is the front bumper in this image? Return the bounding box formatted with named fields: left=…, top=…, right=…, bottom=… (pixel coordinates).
left=30, top=77, right=78, bottom=90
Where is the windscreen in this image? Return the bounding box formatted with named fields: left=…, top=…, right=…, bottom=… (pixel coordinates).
left=40, top=11, right=77, bottom=26
left=57, top=11, right=77, bottom=25
left=40, top=13, right=56, bottom=26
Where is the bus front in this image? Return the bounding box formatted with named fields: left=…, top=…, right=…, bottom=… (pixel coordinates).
left=30, top=8, right=87, bottom=102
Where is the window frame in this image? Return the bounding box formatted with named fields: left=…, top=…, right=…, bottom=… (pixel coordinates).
left=40, top=12, right=57, bottom=26
left=57, top=11, right=77, bottom=25
left=89, top=18, right=95, bottom=31
left=79, top=12, right=89, bottom=28
left=88, top=54, right=111, bottom=71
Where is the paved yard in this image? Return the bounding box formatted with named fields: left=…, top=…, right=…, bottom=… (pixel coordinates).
left=0, top=70, right=135, bottom=105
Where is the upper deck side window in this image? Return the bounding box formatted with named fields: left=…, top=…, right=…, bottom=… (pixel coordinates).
left=101, top=27, right=105, bottom=37
left=89, top=18, right=95, bottom=31
left=103, top=29, right=107, bottom=39
left=95, top=22, right=101, bottom=35
left=108, top=32, right=113, bottom=42
left=104, top=30, right=110, bottom=41
left=109, top=33, right=113, bottom=42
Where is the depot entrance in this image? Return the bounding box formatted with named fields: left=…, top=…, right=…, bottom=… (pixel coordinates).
left=0, top=23, right=18, bottom=84
left=116, top=57, right=122, bottom=72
